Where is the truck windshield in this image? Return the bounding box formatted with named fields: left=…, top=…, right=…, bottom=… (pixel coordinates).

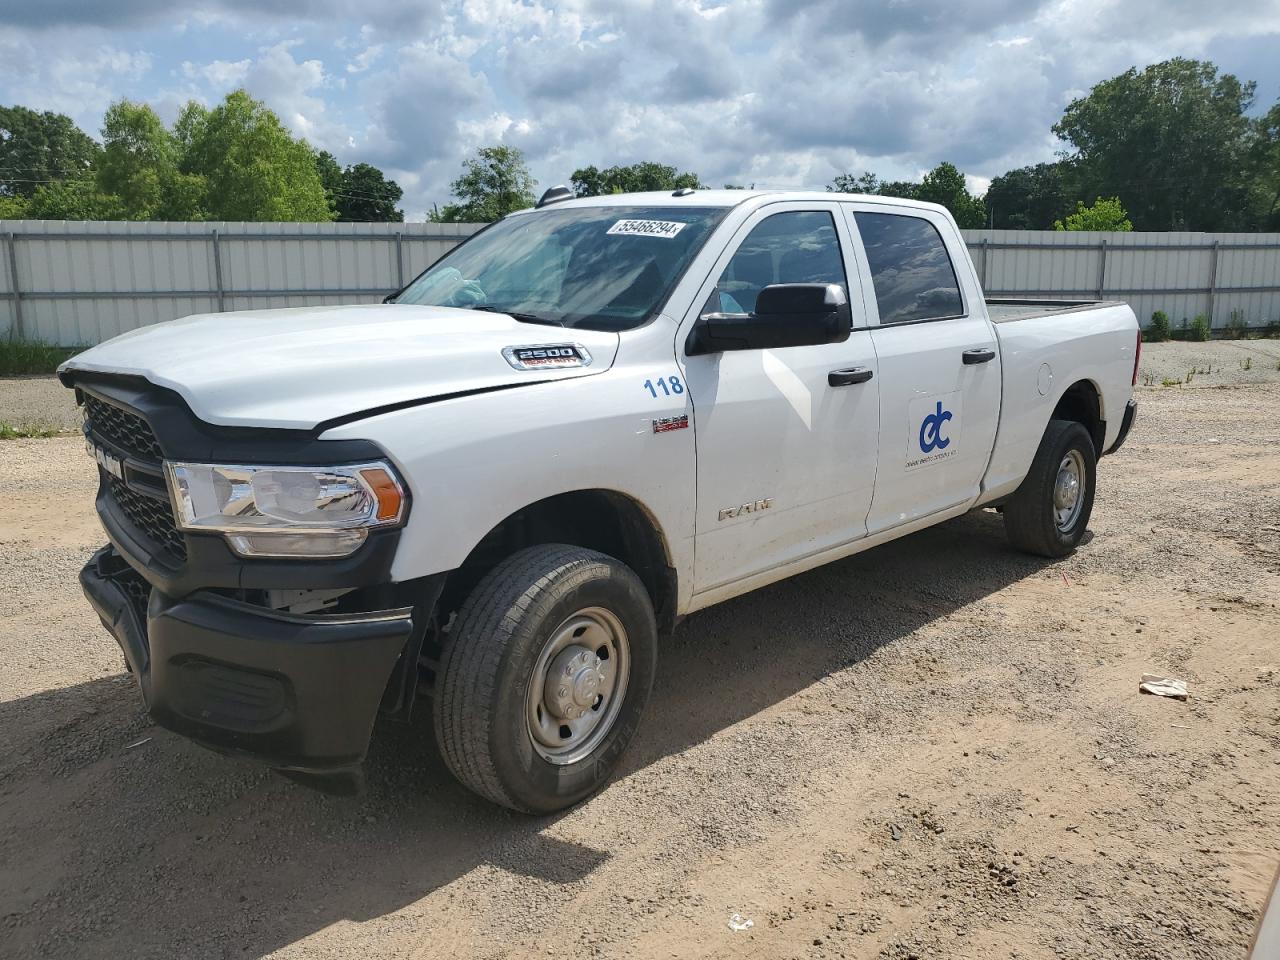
left=392, top=205, right=726, bottom=331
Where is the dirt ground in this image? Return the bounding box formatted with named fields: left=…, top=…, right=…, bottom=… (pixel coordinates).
left=1, top=344, right=1278, bottom=960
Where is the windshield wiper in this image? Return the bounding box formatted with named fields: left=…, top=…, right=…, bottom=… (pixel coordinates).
left=467, top=305, right=566, bottom=327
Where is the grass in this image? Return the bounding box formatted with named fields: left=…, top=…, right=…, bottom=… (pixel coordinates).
left=0, top=421, right=65, bottom=439
left=0, top=339, right=83, bottom=377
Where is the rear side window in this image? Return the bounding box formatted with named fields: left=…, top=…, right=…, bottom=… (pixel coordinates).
left=853, top=212, right=964, bottom=324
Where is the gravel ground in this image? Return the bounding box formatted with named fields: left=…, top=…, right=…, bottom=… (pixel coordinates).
left=1136, top=338, right=1280, bottom=387
left=0, top=377, right=80, bottom=434
left=1, top=351, right=1278, bottom=960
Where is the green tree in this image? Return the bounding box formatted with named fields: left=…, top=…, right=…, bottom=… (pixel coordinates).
left=570, top=161, right=702, bottom=197
left=875, top=179, right=920, bottom=200
left=1247, top=101, right=1280, bottom=230
left=433, top=145, right=536, bottom=222
left=915, top=162, right=986, bottom=228
left=1053, top=196, right=1133, bottom=231
left=26, top=180, right=126, bottom=220
left=825, top=166, right=979, bottom=217
left=1053, top=58, right=1254, bottom=230
left=98, top=100, right=205, bottom=220
left=827, top=171, right=881, bottom=194
left=984, top=161, right=1078, bottom=229
left=0, top=194, right=29, bottom=218
left=0, top=106, right=99, bottom=199
left=178, top=90, right=331, bottom=222
left=336, top=162, right=403, bottom=221
left=315, top=150, right=344, bottom=217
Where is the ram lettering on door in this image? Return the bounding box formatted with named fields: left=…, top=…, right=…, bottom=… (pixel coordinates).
left=905, top=391, right=962, bottom=470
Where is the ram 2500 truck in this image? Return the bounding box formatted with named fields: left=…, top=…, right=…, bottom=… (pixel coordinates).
left=61, top=189, right=1139, bottom=813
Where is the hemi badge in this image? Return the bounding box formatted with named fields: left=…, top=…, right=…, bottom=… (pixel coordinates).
left=652, top=415, right=689, bottom=433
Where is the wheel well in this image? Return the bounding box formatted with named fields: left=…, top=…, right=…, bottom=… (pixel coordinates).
left=1052, top=380, right=1104, bottom=455
left=439, top=490, right=677, bottom=635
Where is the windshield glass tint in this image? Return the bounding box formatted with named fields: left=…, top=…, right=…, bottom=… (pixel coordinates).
left=394, top=206, right=726, bottom=331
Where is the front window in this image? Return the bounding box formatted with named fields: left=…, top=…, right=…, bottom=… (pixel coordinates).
left=707, top=210, right=848, bottom=315
left=393, top=205, right=727, bottom=331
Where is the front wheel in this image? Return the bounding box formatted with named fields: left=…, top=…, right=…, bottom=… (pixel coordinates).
left=433, top=544, right=657, bottom=813
left=1003, top=419, right=1097, bottom=558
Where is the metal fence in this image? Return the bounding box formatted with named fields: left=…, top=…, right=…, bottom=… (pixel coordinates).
left=961, top=229, right=1280, bottom=332
left=0, top=220, right=483, bottom=345
left=3, top=220, right=1279, bottom=345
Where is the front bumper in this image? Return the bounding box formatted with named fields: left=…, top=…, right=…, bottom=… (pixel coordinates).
left=81, top=545, right=414, bottom=792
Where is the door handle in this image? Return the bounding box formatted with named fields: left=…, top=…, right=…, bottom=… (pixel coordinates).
left=962, top=348, right=996, bottom=365
left=828, top=366, right=874, bottom=387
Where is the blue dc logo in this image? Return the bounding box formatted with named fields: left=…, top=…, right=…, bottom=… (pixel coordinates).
left=919, top=401, right=953, bottom=453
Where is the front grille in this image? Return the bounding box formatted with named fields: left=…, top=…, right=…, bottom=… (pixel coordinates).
left=82, top=394, right=164, bottom=461
left=108, top=476, right=187, bottom=562
left=81, top=387, right=187, bottom=567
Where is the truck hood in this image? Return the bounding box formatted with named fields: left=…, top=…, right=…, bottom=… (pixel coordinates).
left=60, top=304, right=620, bottom=430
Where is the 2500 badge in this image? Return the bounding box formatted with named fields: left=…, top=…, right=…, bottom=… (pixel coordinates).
left=502, top=344, right=593, bottom=371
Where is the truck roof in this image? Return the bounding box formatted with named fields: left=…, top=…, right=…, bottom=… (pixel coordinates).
left=519, top=189, right=951, bottom=215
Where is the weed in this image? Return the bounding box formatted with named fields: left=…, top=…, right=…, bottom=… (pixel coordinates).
left=1242, top=356, right=1253, bottom=371
left=1146, top=310, right=1171, bottom=342
left=0, top=421, right=64, bottom=439
left=1161, top=377, right=1181, bottom=387
left=1225, top=310, right=1248, bottom=339
left=1141, top=371, right=1155, bottom=386
left=1189, top=315, right=1211, bottom=342
left=1184, top=370, right=1194, bottom=384
left=0, top=339, right=83, bottom=377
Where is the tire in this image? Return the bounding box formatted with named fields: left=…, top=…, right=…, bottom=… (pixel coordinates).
left=1003, top=419, right=1097, bottom=558
left=433, top=544, right=658, bottom=814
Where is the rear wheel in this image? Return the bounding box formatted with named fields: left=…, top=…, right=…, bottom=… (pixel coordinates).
left=433, top=544, right=657, bottom=813
left=1003, top=419, right=1097, bottom=558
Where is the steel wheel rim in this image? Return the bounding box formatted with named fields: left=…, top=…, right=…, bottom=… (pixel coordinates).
left=525, top=606, right=630, bottom=765
left=1053, top=449, right=1086, bottom=533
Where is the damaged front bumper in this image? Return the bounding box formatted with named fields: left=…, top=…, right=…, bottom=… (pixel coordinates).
left=80, top=545, right=415, bottom=793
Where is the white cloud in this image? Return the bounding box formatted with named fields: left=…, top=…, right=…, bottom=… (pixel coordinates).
left=182, top=58, right=252, bottom=87
left=346, top=45, right=383, bottom=74
left=0, top=39, right=152, bottom=135
left=3, top=0, right=1279, bottom=217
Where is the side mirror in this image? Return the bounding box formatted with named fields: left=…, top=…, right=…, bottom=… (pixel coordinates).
left=686, top=283, right=851, bottom=356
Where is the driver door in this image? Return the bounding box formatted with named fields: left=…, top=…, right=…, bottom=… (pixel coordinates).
left=677, top=203, right=881, bottom=596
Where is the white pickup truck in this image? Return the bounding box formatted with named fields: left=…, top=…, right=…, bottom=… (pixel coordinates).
left=62, top=189, right=1139, bottom=812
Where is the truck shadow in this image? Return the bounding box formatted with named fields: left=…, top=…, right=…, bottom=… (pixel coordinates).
left=0, top=510, right=1057, bottom=959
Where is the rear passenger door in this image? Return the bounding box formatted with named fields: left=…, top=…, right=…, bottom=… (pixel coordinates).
left=842, top=205, right=1001, bottom=534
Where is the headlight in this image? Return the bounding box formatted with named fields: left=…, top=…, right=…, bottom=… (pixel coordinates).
left=164, top=461, right=407, bottom=558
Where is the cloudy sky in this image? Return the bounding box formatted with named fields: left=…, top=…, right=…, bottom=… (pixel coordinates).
left=2, top=0, right=1279, bottom=219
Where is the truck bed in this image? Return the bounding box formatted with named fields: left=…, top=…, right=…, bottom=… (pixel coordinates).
left=986, top=298, right=1127, bottom=324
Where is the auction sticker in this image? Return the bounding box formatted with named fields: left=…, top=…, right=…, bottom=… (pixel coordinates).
left=607, top=219, right=687, bottom=239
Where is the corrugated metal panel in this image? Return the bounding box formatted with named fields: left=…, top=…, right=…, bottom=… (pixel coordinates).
left=3, top=220, right=1276, bottom=344
left=963, top=230, right=1280, bottom=331
left=0, top=220, right=486, bottom=344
